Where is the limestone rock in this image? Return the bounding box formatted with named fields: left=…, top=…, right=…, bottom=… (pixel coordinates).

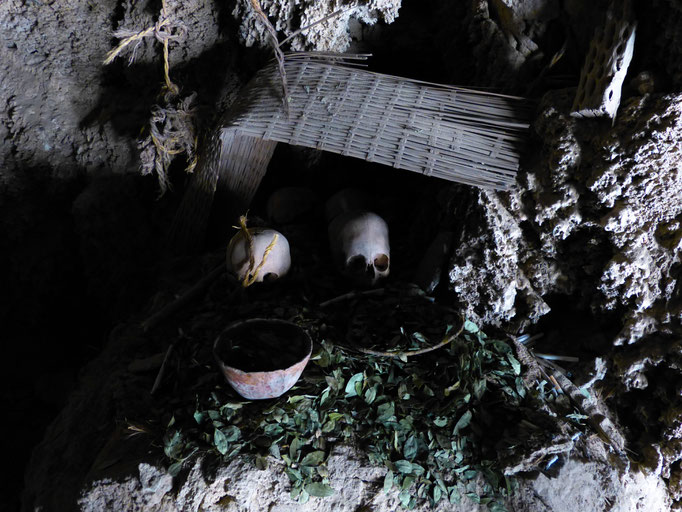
left=447, top=89, right=682, bottom=345
left=232, top=0, right=402, bottom=52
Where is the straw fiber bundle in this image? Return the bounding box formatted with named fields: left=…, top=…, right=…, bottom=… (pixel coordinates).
left=171, top=53, right=531, bottom=251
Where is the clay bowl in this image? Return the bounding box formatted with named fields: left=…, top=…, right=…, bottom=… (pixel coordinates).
left=213, top=318, right=313, bottom=400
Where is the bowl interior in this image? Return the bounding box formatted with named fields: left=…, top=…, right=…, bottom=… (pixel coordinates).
left=215, top=319, right=311, bottom=373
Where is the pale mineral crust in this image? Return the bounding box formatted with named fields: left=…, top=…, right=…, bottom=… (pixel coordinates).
left=449, top=89, right=682, bottom=346
left=232, top=0, right=401, bottom=52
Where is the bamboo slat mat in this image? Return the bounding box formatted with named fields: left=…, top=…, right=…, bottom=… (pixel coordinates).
left=229, top=53, right=531, bottom=190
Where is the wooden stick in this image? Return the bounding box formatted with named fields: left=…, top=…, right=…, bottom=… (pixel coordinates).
left=141, top=263, right=229, bottom=332
left=319, top=288, right=385, bottom=307
left=355, top=319, right=464, bottom=359
left=151, top=341, right=175, bottom=395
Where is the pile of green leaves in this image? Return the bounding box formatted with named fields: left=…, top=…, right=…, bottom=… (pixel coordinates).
left=164, top=320, right=530, bottom=510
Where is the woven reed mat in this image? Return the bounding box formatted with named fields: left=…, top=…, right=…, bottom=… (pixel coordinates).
left=171, top=53, right=532, bottom=252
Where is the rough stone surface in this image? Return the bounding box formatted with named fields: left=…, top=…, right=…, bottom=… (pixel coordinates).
left=513, top=457, right=669, bottom=512
left=465, top=0, right=560, bottom=90
left=78, top=448, right=669, bottom=512
left=232, top=0, right=401, bottom=52
left=448, top=89, right=682, bottom=345
left=0, top=0, right=231, bottom=185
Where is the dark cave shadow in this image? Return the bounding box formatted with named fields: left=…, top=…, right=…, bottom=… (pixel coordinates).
left=2, top=165, right=176, bottom=512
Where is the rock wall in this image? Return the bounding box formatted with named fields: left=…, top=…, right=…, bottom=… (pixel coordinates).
left=232, top=0, right=401, bottom=52
left=448, top=89, right=682, bottom=346
left=79, top=450, right=669, bottom=512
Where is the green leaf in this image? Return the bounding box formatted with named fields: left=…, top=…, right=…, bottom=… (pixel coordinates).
left=449, top=485, right=462, bottom=504
left=193, top=410, right=205, bottom=425
left=399, top=490, right=411, bottom=507
left=168, top=461, right=183, bottom=477
left=401, top=475, right=415, bottom=490
left=376, top=402, right=395, bottom=424
left=214, top=428, right=229, bottom=455
left=289, top=437, right=302, bottom=461
left=345, top=372, right=364, bottom=397
left=264, top=423, right=283, bottom=437
left=164, top=431, right=184, bottom=459
left=321, top=418, right=336, bottom=433
left=489, top=502, right=509, bottom=512
left=410, top=463, right=425, bottom=476
left=507, top=354, right=521, bottom=375
left=463, top=320, right=479, bottom=334
left=434, top=417, right=448, bottom=428
left=285, top=467, right=302, bottom=483
left=305, top=482, right=335, bottom=497
left=300, top=450, right=326, bottom=467
left=403, top=435, right=418, bottom=460
left=453, top=410, right=472, bottom=435
left=466, top=492, right=482, bottom=503
left=384, top=470, right=394, bottom=493
left=395, top=460, right=413, bottom=474
left=223, top=425, right=240, bottom=442
left=433, top=485, right=442, bottom=504
left=473, top=378, right=487, bottom=400
left=364, top=385, right=377, bottom=404
left=320, top=387, right=331, bottom=407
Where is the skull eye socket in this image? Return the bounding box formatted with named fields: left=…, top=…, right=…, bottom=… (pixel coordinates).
left=347, top=255, right=368, bottom=275
left=263, top=272, right=279, bottom=282
left=374, top=254, right=389, bottom=272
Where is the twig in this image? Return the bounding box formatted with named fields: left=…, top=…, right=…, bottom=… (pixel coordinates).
left=534, top=352, right=579, bottom=363
left=278, top=7, right=349, bottom=48
left=542, top=361, right=626, bottom=453
left=151, top=341, right=175, bottom=394
left=141, top=263, right=229, bottom=332
left=250, top=0, right=289, bottom=113
left=319, top=288, right=385, bottom=308
left=356, top=319, right=465, bottom=359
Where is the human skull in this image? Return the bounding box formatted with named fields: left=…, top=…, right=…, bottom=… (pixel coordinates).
left=328, top=211, right=390, bottom=286
left=226, top=228, right=291, bottom=283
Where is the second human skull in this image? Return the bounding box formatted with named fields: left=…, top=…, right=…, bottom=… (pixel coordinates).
left=328, top=210, right=390, bottom=286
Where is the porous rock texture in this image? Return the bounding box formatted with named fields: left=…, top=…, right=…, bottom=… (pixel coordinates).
left=233, top=0, right=401, bottom=52
left=448, top=89, right=682, bottom=346
left=79, top=449, right=669, bottom=512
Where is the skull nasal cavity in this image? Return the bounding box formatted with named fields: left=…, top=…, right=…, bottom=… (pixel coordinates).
left=374, top=254, right=389, bottom=272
